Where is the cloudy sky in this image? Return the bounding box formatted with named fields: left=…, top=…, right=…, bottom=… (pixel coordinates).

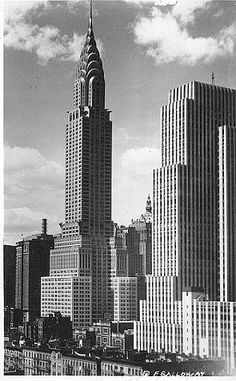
left=4, top=0, right=236, bottom=244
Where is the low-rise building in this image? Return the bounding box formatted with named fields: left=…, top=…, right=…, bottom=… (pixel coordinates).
left=74, top=328, right=96, bottom=347
left=101, top=358, right=143, bottom=376
left=111, top=330, right=133, bottom=353
left=4, top=341, right=226, bottom=376
left=50, top=350, right=99, bottom=376
left=23, top=347, right=51, bottom=375
left=4, top=344, right=23, bottom=374
left=34, top=311, right=72, bottom=344
left=93, top=320, right=134, bottom=353
left=93, top=320, right=112, bottom=347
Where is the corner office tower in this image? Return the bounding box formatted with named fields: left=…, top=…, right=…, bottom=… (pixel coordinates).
left=134, top=82, right=236, bottom=372
left=153, top=82, right=236, bottom=301
left=41, top=3, right=113, bottom=328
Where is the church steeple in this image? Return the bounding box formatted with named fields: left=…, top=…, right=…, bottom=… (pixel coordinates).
left=146, top=194, right=152, bottom=213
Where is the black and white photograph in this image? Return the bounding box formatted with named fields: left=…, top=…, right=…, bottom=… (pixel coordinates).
left=3, top=0, right=236, bottom=377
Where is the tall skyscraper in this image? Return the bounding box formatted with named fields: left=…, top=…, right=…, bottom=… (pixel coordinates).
left=4, top=245, right=17, bottom=333
left=153, top=82, right=235, bottom=300
left=41, top=2, right=113, bottom=328
left=15, top=219, right=54, bottom=331
left=4, top=245, right=16, bottom=308
left=67, top=1, right=112, bottom=238
left=134, top=82, right=236, bottom=372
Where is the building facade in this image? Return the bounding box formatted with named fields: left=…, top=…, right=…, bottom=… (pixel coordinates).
left=41, top=3, right=113, bottom=328
left=41, top=275, right=92, bottom=329
left=111, top=277, right=137, bottom=321
left=134, top=82, right=236, bottom=373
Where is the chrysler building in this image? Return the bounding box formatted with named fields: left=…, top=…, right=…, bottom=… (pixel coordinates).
left=41, top=1, right=113, bottom=328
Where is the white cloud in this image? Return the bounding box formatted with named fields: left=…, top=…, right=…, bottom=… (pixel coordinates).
left=172, top=0, right=212, bottom=25
left=121, top=0, right=176, bottom=4
left=155, top=0, right=177, bottom=5
left=133, top=2, right=236, bottom=65
left=121, top=0, right=204, bottom=7
left=120, top=0, right=153, bottom=4
left=5, top=20, right=86, bottom=64
left=5, top=146, right=64, bottom=189
left=3, top=1, right=50, bottom=24
left=3, top=0, right=97, bottom=64
left=4, top=146, right=64, bottom=242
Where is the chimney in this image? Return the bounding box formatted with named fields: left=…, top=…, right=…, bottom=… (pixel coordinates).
left=42, top=219, right=47, bottom=235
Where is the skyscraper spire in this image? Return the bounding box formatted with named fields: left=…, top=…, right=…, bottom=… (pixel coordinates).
left=73, top=0, right=105, bottom=109
left=88, top=0, right=94, bottom=37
